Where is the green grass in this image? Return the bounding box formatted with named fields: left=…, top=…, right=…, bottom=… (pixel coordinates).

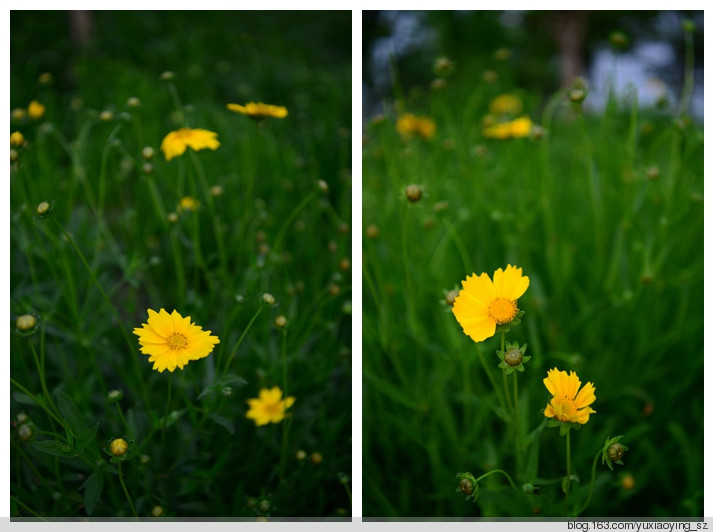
left=362, top=36, right=703, bottom=518
left=10, top=11, right=351, bottom=518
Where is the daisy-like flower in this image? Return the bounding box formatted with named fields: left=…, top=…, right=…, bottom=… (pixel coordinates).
left=396, top=113, right=436, bottom=140
left=227, top=102, right=288, bottom=120
left=246, top=386, right=295, bottom=426
left=133, top=308, right=220, bottom=373
left=482, top=116, right=533, bottom=139
left=27, top=100, right=45, bottom=119
left=543, top=368, right=596, bottom=425
left=160, top=127, right=220, bottom=161
left=452, top=265, right=529, bottom=343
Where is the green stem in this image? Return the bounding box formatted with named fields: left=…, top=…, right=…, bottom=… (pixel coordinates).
left=401, top=203, right=418, bottom=337
left=10, top=378, right=66, bottom=428
left=27, top=337, right=62, bottom=422
left=221, top=305, right=264, bottom=378
left=159, top=374, right=173, bottom=467
left=118, top=462, right=138, bottom=518
left=281, top=328, right=288, bottom=395
left=565, top=429, right=572, bottom=516
left=574, top=450, right=601, bottom=517
left=10, top=495, right=47, bottom=520
left=513, top=370, right=522, bottom=476
left=474, top=468, right=520, bottom=494
left=475, top=344, right=508, bottom=421
left=115, top=402, right=131, bottom=437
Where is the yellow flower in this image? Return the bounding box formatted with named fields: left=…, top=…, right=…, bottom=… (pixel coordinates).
left=27, top=100, right=45, bottom=119
left=178, top=196, right=199, bottom=212
left=396, top=113, right=436, bottom=140
left=246, top=386, right=295, bottom=426
left=160, top=127, right=220, bottom=161
left=10, top=131, right=25, bottom=148
left=489, top=94, right=523, bottom=116
left=543, top=368, right=596, bottom=425
left=452, top=265, right=529, bottom=342
left=482, top=116, right=533, bottom=139
left=227, top=102, right=288, bottom=120
left=133, top=308, right=220, bottom=373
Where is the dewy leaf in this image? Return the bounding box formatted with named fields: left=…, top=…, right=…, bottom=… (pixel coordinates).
left=81, top=471, right=104, bottom=516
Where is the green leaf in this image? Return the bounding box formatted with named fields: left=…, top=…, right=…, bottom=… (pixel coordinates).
left=81, top=471, right=103, bottom=516
left=32, top=439, right=75, bottom=457
left=75, top=423, right=99, bottom=453
left=12, top=392, right=40, bottom=406
left=54, top=388, right=84, bottom=436
left=207, top=412, right=235, bottom=434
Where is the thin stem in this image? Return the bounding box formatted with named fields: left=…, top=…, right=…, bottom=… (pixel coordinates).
left=281, top=328, right=288, bottom=395
left=513, top=370, right=522, bottom=476
left=115, top=402, right=131, bottom=437
left=574, top=450, right=602, bottom=517
left=10, top=495, right=47, bottom=520
left=159, top=374, right=173, bottom=467
left=565, top=429, right=572, bottom=516
left=10, top=377, right=66, bottom=429
left=27, top=339, right=62, bottom=422
left=221, top=305, right=263, bottom=378
left=118, top=462, right=138, bottom=518
left=475, top=344, right=508, bottom=421
left=474, top=468, right=520, bottom=494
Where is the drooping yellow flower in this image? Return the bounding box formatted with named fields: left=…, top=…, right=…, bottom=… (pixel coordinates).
left=245, top=386, right=295, bottom=426
left=482, top=116, right=533, bottom=139
left=227, top=102, right=288, bottom=120
left=489, top=94, right=523, bottom=116
left=160, top=128, right=220, bottom=161
left=396, top=113, right=436, bottom=140
left=133, top=308, right=220, bottom=373
left=543, top=368, right=596, bottom=425
left=452, top=265, right=529, bottom=342
left=10, top=131, right=25, bottom=148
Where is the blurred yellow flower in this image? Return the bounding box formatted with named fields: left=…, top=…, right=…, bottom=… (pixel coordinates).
left=452, top=265, right=529, bottom=342
left=133, top=308, right=220, bottom=373
left=246, top=386, right=295, bottom=426
left=543, top=368, right=596, bottom=425
left=10, top=131, right=25, bottom=148
left=482, top=116, right=533, bottom=139
left=396, top=113, right=436, bottom=140
left=27, top=100, right=45, bottom=119
left=489, top=94, right=523, bottom=116
left=178, top=196, right=199, bottom=212
left=227, top=102, right=288, bottom=120
left=160, top=127, right=220, bottom=161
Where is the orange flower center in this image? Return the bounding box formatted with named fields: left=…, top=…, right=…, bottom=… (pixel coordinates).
left=488, top=298, right=518, bottom=324
left=550, top=397, right=578, bottom=422
left=167, top=333, right=188, bottom=350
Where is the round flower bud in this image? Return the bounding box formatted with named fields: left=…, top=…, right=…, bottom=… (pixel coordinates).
left=109, top=438, right=129, bottom=456
left=12, top=108, right=27, bottom=121
left=15, top=314, right=38, bottom=332
left=17, top=413, right=29, bottom=424
left=142, top=162, right=154, bottom=174
left=646, top=166, right=660, bottom=180
left=11, top=131, right=25, bottom=148
left=107, top=389, right=123, bottom=402
left=317, top=179, right=329, bottom=193
left=210, top=185, right=224, bottom=197
left=405, top=184, right=423, bottom=203
left=36, top=201, right=52, bottom=217
left=504, top=347, right=523, bottom=367
left=568, top=89, right=587, bottom=104
left=607, top=442, right=625, bottom=462
left=445, top=290, right=459, bottom=306
left=366, top=224, right=379, bottom=239
left=126, top=97, right=141, bottom=108
left=10, top=149, right=19, bottom=163
left=621, top=474, right=635, bottom=491
left=151, top=505, right=163, bottom=517
left=160, top=71, right=176, bottom=81
left=274, top=315, right=287, bottom=329
left=18, top=424, right=34, bottom=442
left=221, top=386, right=234, bottom=398
left=141, top=146, right=155, bottom=160
left=339, top=258, right=351, bottom=272
left=459, top=478, right=475, bottom=496
left=296, top=449, right=307, bottom=460
left=167, top=212, right=179, bottom=224
left=38, top=72, right=53, bottom=85
left=99, top=110, right=114, bottom=122
left=310, top=452, right=323, bottom=465
left=262, top=293, right=276, bottom=307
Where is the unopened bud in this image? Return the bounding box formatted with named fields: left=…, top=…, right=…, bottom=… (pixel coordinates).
left=36, top=201, right=52, bottom=217
left=109, top=438, right=129, bottom=456
left=151, top=505, right=163, bottom=517
left=406, top=184, right=422, bottom=203
left=262, top=293, right=275, bottom=306
left=504, top=347, right=523, bottom=367
left=274, top=315, right=287, bottom=328
left=107, top=389, right=124, bottom=402
left=18, top=424, right=33, bottom=442
left=15, top=314, right=38, bottom=332
left=459, top=478, right=475, bottom=496
left=607, top=442, right=625, bottom=462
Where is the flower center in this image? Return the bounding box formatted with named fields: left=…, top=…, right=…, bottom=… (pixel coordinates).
left=488, top=298, right=518, bottom=324
left=551, top=397, right=577, bottom=422
left=167, top=333, right=188, bottom=350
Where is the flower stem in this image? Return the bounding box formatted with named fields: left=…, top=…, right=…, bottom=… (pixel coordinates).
left=474, top=468, right=520, bottom=495
left=118, top=462, right=138, bottom=518
left=565, top=428, right=572, bottom=516
left=221, top=305, right=264, bottom=378
left=10, top=377, right=66, bottom=429
left=159, top=374, right=173, bottom=467
left=475, top=344, right=507, bottom=420
left=574, top=449, right=602, bottom=517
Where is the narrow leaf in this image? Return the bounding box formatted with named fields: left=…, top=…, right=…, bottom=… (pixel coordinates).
left=81, top=471, right=104, bottom=516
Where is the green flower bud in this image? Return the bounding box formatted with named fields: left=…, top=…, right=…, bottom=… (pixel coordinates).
left=459, top=478, right=474, bottom=496
left=107, top=389, right=124, bottom=402
left=142, top=146, right=155, bottom=160
left=126, top=97, right=140, bottom=108
left=262, top=293, right=276, bottom=307
left=406, top=184, right=423, bottom=203
left=274, top=315, right=287, bottom=328
left=18, top=423, right=34, bottom=442
left=504, top=347, right=523, bottom=367
left=160, top=71, right=176, bottom=81
left=607, top=442, right=625, bottom=462
left=36, top=201, right=52, bottom=217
